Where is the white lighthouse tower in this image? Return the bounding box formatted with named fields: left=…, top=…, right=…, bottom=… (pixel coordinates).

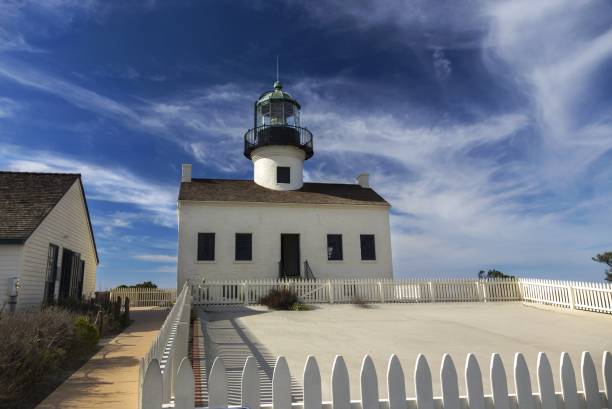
left=243, top=80, right=314, bottom=191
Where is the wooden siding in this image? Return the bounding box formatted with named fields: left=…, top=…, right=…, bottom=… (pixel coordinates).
left=19, top=181, right=97, bottom=308
left=0, top=244, right=23, bottom=308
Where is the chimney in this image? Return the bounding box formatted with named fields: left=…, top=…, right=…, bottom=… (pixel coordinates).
left=357, top=173, right=369, bottom=188
left=181, top=164, right=192, bottom=183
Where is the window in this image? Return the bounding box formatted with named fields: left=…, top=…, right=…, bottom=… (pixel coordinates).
left=360, top=234, right=376, bottom=260
left=77, top=260, right=85, bottom=300
left=327, top=234, right=343, bottom=261
left=277, top=166, right=290, bottom=184
left=197, top=233, right=215, bottom=261
left=235, top=233, right=252, bottom=261
left=43, top=244, right=59, bottom=303
left=69, top=252, right=81, bottom=299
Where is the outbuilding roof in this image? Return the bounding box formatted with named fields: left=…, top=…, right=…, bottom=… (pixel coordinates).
left=179, top=178, right=390, bottom=207
left=0, top=172, right=99, bottom=262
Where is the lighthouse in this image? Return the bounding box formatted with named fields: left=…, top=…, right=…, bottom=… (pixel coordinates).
left=244, top=81, right=313, bottom=191
left=177, top=78, right=393, bottom=286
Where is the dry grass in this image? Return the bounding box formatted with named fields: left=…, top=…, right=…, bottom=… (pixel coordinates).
left=0, top=308, right=99, bottom=406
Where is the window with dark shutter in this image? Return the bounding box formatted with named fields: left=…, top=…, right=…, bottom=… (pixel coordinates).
left=77, top=260, right=85, bottom=300
left=360, top=234, right=376, bottom=260
left=197, top=233, right=215, bottom=261
left=43, top=244, right=59, bottom=304
left=327, top=234, right=343, bottom=261
left=277, top=166, right=290, bottom=183
left=235, top=233, right=252, bottom=261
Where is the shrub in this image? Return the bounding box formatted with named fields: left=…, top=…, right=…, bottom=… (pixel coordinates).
left=0, top=308, right=75, bottom=402
left=73, top=317, right=100, bottom=352
left=260, top=288, right=300, bottom=310
left=352, top=295, right=371, bottom=308
left=290, top=302, right=313, bottom=311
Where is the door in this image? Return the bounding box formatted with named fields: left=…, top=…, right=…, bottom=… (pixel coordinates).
left=59, top=249, right=74, bottom=300
left=59, top=249, right=81, bottom=300
left=280, top=234, right=300, bottom=278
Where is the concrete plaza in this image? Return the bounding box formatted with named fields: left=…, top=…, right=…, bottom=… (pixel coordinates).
left=199, top=302, right=612, bottom=403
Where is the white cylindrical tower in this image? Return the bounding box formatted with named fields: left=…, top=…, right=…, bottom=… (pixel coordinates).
left=243, top=81, right=313, bottom=191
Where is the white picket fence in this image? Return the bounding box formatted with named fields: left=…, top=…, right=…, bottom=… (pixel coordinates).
left=110, top=287, right=177, bottom=307
left=141, top=349, right=611, bottom=409
left=519, top=279, right=612, bottom=314
left=139, top=283, right=191, bottom=409
left=188, top=277, right=612, bottom=315
left=190, top=278, right=521, bottom=306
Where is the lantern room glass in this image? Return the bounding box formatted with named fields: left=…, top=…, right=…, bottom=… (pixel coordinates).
left=257, top=100, right=300, bottom=127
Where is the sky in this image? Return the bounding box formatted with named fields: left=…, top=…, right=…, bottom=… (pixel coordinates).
left=1, top=0, right=612, bottom=288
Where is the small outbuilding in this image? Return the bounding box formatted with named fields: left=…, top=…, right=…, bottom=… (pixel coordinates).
left=177, top=81, right=393, bottom=287
left=0, top=172, right=98, bottom=310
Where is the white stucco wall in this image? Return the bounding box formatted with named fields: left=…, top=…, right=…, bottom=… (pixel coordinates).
left=177, top=201, right=393, bottom=287
left=0, top=244, right=23, bottom=309
left=18, top=181, right=98, bottom=309
left=252, top=145, right=305, bottom=190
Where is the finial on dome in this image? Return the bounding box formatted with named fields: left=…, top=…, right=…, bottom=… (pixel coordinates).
left=273, top=80, right=282, bottom=90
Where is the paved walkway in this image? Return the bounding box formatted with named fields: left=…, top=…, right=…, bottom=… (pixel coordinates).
left=37, top=307, right=168, bottom=409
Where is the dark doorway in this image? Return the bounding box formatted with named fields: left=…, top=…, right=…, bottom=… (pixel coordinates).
left=59, top=249, right=81, bottom=300
left=280, top=234, right=300, bottom=278
left=59, top=250, right=74, bottom=300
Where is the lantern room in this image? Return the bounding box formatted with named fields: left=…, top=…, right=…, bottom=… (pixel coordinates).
left=244, top=81, right=313, bottom=161
left=256, top=81, right=301, bottom=127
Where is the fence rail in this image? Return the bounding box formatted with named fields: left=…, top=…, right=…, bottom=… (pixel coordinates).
left=190, top=278, right=521, bottom=306
left=519, top=279, right=612, bottom=314
left=139, top=284, right=191, bottom=409
left=110, top=287, right=177, bottom=307
left=141, top=350, right=611, bottom=409
left=189, top=277, right=612, bottom=314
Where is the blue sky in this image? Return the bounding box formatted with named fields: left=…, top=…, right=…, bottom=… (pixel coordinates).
left=1, top=1, right=612, bottom=288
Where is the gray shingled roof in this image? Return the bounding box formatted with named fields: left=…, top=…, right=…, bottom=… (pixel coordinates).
left=0, top=172, right=99, bottom=262
left=179, top=178, right=390, bottom=206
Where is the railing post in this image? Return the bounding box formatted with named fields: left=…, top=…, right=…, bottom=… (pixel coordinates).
left=243, top=283, right=249, bottom=305
left=567, top=285, right=576, bottom=309
left=517, top=279, right=525, bottom=301
left=482, top=281, right=488, bottom=303
left=428, top=281, right=436, bottom=302
left=378, top=281, right=385, bottom=303
left=328, top=280, right=334, bottom=304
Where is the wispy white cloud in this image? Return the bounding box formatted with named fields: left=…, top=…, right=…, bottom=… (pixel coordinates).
left=0, top=97, right=23, bottom=118
left=133, top=254, right=177, bottom=263
left=0, top=143, right=177, bottom=227
left=432, top=48, right=452, bottom=80
left=295, top=0, right=486, bottom=48
left=93, top=64, right=140, bottom=80
left=151, top=265, right=177, bottom=274
left=484, top=0, right=612, bottom=185
left=0, top=1, right=104, bottom=54
left=0, top=59, right=253, bottom=171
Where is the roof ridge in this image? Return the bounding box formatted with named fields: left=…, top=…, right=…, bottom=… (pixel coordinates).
left=190, top=177, right=361, bottom=187
left=0, top=171, right=81, bottom=177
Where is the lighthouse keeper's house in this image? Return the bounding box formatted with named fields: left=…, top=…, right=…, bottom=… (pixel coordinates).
left=177, top=81, right=393, bottom=287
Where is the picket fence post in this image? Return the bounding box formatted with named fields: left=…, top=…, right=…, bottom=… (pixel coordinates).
left=378, top=281, right=385, bottom=303
left=568, top=285, right=576, bottom=310
left=328, top=280, right=334, bottom=304
left=428, top=281, right=436, bottom=302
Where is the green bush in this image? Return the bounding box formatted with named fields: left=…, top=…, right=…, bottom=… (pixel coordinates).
left=260, top=288, right=300, bottom=310
left=290, top=302, right=313, bottom=311
left=74, top=317, right=100, bottom=351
